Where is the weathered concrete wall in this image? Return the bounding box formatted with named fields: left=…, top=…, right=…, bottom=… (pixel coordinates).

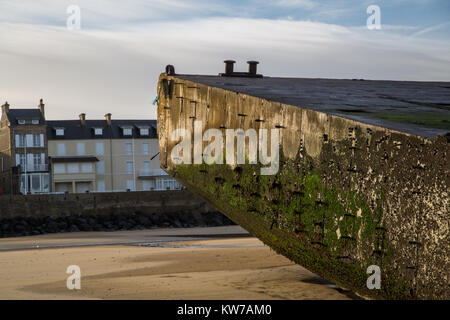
left=0, top=190, right=216, bottom=218
left=157, top=74, right=449, bottom=299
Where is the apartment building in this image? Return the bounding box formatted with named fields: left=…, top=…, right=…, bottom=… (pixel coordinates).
left=0, top=100, right=50, bottom=194
left=46, top=113, right=181, bottom=193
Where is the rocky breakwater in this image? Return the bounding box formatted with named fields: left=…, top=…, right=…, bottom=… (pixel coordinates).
left=0, top=211, right=235, bottom=238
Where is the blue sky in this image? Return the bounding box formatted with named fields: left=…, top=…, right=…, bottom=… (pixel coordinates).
left=2, top=0, right=449, bottom=31
left=1, top=0, right=449, bottom=119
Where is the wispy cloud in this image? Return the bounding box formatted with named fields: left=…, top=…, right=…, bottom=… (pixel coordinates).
left=0, top=0, right=230, bottom=26
left=410, top=21, right=450, bottom=38
left=2, top=16, right=449, bottom=120
left=270, top=0, right=316, bottom=9
left=1, top=0, right=449, bottom=120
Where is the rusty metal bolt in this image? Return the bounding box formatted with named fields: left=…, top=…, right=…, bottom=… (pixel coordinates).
left=224, top=60, right=236, bottom=75
left=247, top=61, right=259, bottom=75
left=165, top=65, right=175, bottom=75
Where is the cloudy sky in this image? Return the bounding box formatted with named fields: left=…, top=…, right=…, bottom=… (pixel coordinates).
left=1, top=0, right=449, bottom=120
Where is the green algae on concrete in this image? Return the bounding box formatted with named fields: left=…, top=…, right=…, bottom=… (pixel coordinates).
left=373, top=112, right=450, bottom=131
left=172, top=151, right=411, bottom=299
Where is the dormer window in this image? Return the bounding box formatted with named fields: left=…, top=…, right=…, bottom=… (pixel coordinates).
left=18, top=119, right=25, bottom=125
left=32, top=119, right=39, bottom=125
left=119, top=125, right=133, bottom=136
left=55, top=128, right=65, bottom=136
left=94, top=128, right=103, bottom=136
left=140, top=128, right=149, bottom=136
left=136, top=125, right=150, bottom=136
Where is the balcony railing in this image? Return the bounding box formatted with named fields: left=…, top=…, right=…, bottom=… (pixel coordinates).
left=16, top=144, right=45, bottom=148
left=21, top=164, right=49, bottom=172
left=138, top=169, right=169, bottom=177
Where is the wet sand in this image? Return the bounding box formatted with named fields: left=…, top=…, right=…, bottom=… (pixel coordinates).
left=0, top=227, right=352, bottom=300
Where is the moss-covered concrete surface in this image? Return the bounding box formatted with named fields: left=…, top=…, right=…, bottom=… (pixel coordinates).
left=157, top=74, right=449, bottom=299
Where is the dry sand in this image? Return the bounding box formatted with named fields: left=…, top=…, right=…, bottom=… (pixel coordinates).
left=0, top=229, right=352, bottom=300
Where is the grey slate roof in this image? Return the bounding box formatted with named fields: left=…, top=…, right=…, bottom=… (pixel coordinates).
left=46, top=119, right=157, bottom=140
left=7, top=109, right=45, bottom=125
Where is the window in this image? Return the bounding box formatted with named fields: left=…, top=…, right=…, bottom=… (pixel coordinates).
left=97, top=180, right=105, bottom=192
left=166, top=179, right=173, bottom=190
left=32, top=119, right=39, bottom=125
left=94, top=128, right=103, bottom=136
left=126, top=161, right=134, bottom=174
left=17, top=154, right=26, bottom=168
left=96, top=142, right=104, bottom=155
left=76, top=182, right=90, bottom=194
left=20, top=175, right=26, bottom=194
left=97, top=160, right=105, bottom=174
left=140, top=128, right=149, bottom=136
left=126, top=180, right=135, bottom=191
left=33, top=134, right=41, bottom=147
left=55, top=183, right=68, bottom=193
left=33, top=154, right=41, bottom=170
left=123, top=128, right=132, bottom=136
left=57, top=143, right=66, bottom=156
left=81, top=163, right=93, bottom=173
left=54, top=163, right=65, bottom=174
left=26, top=134, right=33, bottom=147
left=77, top=143, right=85, bottom=155
left=20, top=135, right=26, bottom=147
left=55, top=128, right=65, bottom=136
left=31, top=175, right=40, bottom=193
left=142, top=180, right=154, bottom=191
left=16, top=135, right=26, bottom=147
left=18, top=119, right=25, bottom=125
left=42, top=174, right=50, bottom=193
left=22, top=173, right=50, bottom=194
left=143, top=161, right=150, bottom=173
left=68, top=163, right=79, bottom=173
left=20, top=154, right=26, bottom=169
left=142, top=143, right=149, bottom=155
left=156, top=178, right=180, bottom=191
left=125, top=143, right=133, bottom=155
left=156, top=178, right=163, bottom=190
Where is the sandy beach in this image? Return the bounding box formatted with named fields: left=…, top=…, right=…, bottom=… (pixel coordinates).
left=0, top=227, right=352, bottom=300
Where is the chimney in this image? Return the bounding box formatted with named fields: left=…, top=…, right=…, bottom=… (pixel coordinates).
left=38, top=98, right=45, bottom=120
left=105, top=113, right=112, bottom=126
left=2, top=101, right=9, bottom=114
left=79, top=113, right=86, bottom=126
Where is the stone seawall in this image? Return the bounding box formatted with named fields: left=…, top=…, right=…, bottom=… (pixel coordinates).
left=0, top=190, right=234, bottom=238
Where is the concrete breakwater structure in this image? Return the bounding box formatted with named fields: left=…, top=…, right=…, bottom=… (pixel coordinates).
left=0, top=190, right=234, bottom=237
left=157, top=63, right=449, bottom=299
